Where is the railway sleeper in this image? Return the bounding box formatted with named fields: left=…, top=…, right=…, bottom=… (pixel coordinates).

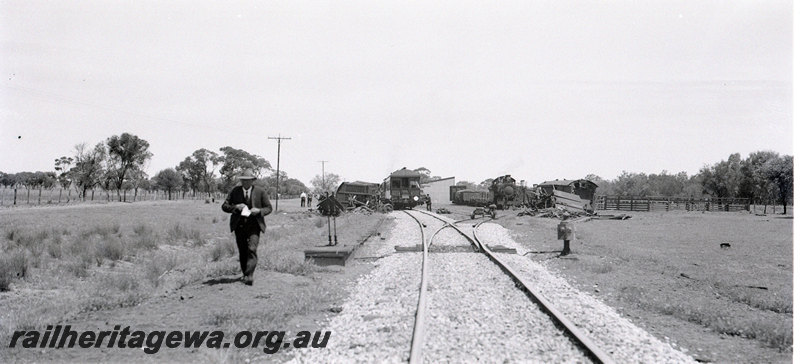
left=394, top=244, right=517, bottom=254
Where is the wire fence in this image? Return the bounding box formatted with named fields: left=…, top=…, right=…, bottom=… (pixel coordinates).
left=0, top=187, right=305, bottom=208
left=595, top=195, right=753, bottom=212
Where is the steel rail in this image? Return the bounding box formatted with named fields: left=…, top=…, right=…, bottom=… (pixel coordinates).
left=404, top=210, right=482, bottom=363
left=415, top=209, right=616, bottom=364
left=402, top=210, right=431, bottom=364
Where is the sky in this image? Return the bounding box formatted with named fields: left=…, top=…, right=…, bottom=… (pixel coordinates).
left=0, top=1, right=793, bottom=187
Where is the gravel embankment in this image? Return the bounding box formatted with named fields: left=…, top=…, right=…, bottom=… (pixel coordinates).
left=291, top=211, right=696, bottom=363
left=423, top=251, right=588, bottom=362
left=473, top=222, right=696, bottom=363
left=289, top=212, right=422, bottom=363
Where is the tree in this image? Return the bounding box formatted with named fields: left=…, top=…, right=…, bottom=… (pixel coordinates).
left=612, top=171, right=650, bottom=196
left=310, top=173, right=341, bottom=194
left=740, top=151, right=780, bottom=205
left=0, top=172, right=17, bottom=188
left=759, top=155, right=793, bottom=214
left=698, top=153, right=743, bottom=198
left=54, top=156, right=74, bottom=201
left=178, top=149, right=221, bottom=197
left=176, top=158, right=202, bottom=197
left=69, top=142, right=106, bottom=200
left=15, top=172, right=34, bottom=203
left=218, top=147, right=271, bottom=192
left=126, top=167, right=149, bottom=202
left=414, top=167, right=432, bottom=183
left=584, top=174, right=612, bottom=196
left=154, top=168, right=183, bottom=200
left=456, top=180, right=478, bottom=190
left=282, top=178, right=309, bottom=196
left=478, top=178, right=493, bottom=190
left=106, top=133, right=152, bottom=201
left=264, top=170, right=308, bottom=197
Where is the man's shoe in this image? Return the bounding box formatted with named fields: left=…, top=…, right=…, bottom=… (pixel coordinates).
left=243, top=277, right=253, bottom=286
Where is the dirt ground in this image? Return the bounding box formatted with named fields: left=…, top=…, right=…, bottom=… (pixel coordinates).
left=1, top=200, right=793, bottom=363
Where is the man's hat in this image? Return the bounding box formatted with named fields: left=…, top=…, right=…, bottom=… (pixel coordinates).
left=237, top=170, right=257, bottom=180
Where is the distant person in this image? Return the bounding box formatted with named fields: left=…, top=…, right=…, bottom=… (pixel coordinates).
left=307, top=193, right=313, bottom=207
left=300, top=191, right=307, bottom=207
left=221, top=170, right=273, bottom=286
left=425, top=194, right=432, bottom=211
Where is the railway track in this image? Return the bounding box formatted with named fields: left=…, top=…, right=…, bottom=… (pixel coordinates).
left=403, top=209, right=614, bottom=364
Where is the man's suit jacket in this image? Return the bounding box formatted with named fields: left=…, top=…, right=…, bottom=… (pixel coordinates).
left=222, top=185, right=273, bottom=232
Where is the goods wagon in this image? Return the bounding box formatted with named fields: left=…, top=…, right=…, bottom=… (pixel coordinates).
left=335, top=181, right=380, bottom=209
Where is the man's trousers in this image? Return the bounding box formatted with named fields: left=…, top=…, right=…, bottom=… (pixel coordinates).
left=234, top=224, right=261, bottom=279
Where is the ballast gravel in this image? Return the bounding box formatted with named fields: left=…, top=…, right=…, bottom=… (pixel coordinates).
left=290, top=211, right=696, bottom=363
left=473, top=222, right=695, bottom=363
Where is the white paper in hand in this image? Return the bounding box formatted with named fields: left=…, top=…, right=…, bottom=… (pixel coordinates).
left=240, top=206, right=251, bottom=217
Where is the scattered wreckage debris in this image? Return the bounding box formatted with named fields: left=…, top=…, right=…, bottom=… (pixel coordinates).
left=516, top=207, right=632, bottom=220
left=435, top=208, right=451, bottom=214
left=590, top=214, right=633, bottom=220
left=517, top=207, right=590, bottom=219
left=351, top=206, right=375, bottom=214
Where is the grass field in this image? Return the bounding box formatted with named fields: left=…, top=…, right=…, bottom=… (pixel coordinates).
left=0, top=199, right=384, bottom=362
left=481, top=207, right=793, bottom=363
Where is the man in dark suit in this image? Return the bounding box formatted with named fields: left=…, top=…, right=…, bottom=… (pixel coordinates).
left=221, top=170, right=272, bottom=285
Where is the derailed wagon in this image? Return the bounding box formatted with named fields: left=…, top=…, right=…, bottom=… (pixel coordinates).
left=537, top=179, right=598, bottom=212
left=335, top=181, right=380, bottom=209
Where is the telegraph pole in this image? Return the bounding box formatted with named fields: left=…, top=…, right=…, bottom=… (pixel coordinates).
left=268, top=135, right=291, bottom=211
left=318, top=160, right=328, bottom=192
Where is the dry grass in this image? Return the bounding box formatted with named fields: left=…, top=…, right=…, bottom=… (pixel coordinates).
left=0, top=200, right=384, bottom=346
left=500, top=209, right=793, bottom=356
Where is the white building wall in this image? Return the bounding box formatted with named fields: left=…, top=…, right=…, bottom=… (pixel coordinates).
left=422, top=177, right=455, bottom=205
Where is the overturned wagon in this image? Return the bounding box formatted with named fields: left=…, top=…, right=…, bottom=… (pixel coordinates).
left=537, top=179, right=598, bottom=212
left=335, top=181, right=380, bottom=209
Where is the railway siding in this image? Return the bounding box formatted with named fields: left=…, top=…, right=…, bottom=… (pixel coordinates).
left=476, top=223, right=695, bottom=363
left=291, top=212, right=696, bottom=363
left=423, top=253, right=588, bottom=362
left=289, top=213, right=421, bottom=363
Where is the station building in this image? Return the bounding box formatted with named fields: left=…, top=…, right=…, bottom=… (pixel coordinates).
left=421, top=177, right=455, bottom=205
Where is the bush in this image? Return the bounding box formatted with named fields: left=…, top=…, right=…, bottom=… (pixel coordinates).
left=0, top=250, right=28, bottom=291
left=262, top=252, right=317, bottom=276
left=94, top=237, right=126, bottom=265
left=47, top=235, right=64, bottom=259
left=208, top=240, right=236, bottom=262
left=132, top=233, right=159, bottom=251
left=96, top=273, right=140, bottom=292
left=132, top=223, right=153, bottom=236
left=164, top=222, right=205, bottom=246
left=144, top=253, right=179, bottom=287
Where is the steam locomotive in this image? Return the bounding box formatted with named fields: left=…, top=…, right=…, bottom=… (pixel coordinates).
left=452, top=175, right=533, bottom=209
